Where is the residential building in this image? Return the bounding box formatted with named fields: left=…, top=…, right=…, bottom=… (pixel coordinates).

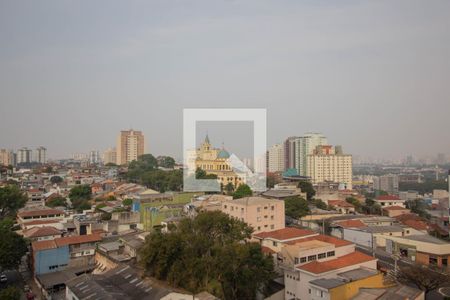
left=103, top=147, right=117, bottom=165
left=284, top=136, right=298, bottom=171
left=373, top=175, right=399, bottom=194
left=17, top=206, right=65, bottom=229
left=268, top=143, right=285, bottom=173
left=89, top=150, right=101, bottom=164
left=27, top=188, right=45, bottom=206
left=23, top=226, right=62, bottom=242
left=35, top=146, right=47, bottom=164
left=307, top=145, right=353, bottom=189
left=374, top=195, right=406, bottom=208
left=31, top=234, right=102, bottom=275
left=0, top=149, right=15, bottom=166
left=221, top=196, right=285, bottom=233
left=382, top=206, right=411, bottom=218
left=385, top=234, right=450, bottom=270
left=116, top=129, right=145, bottom=165
left=294, top=133, right=328, bottom=176
left=328, top=200, right=355, bottom=214
left=17, top=147, right=32, bottom=164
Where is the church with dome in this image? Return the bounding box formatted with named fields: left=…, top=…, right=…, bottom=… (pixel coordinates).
left=193, top=135, right=245, bottom=189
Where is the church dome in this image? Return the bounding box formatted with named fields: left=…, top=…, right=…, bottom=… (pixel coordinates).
left=217, top=149, right=230, bottom=159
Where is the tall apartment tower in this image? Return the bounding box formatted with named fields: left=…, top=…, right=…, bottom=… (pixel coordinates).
left=268, top=143, right=285, bottom=173
left=294, top=133, right=328, bottom=176
left=35, top=146, right=47, bottom=164
left=116, top=129, right=145, bottom=165
left=307, top=145, right=353, bottom=189
left=0, top=149, right=15, bottom=166
left=17, top=147, right=32, bottom=164
left=103, top=147, right=117, bottom=165
left=284, top=137, right=298, bottom=171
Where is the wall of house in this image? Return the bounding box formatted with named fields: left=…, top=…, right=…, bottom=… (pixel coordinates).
left=328, top=273, right=385, bottom=300
left=34, top=246, right=69, bottom=275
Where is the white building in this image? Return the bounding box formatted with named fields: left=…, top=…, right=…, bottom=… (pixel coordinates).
left=35, top=146, right=47, bottom=164
left=17, top=147, right=32, bottom=164
left=373, top=174, right=399, bottom=194
left=307, top=145, right=353, bottom=190
left=294, top=133, right=328, bottom=176
left=268, top=143, right=285, bottom=173
left=103, top=147, right=117, bottom=165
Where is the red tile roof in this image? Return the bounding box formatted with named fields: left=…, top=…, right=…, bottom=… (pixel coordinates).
left=383, top=206, right=409, bottom=211
left=297, top=251, right=375, bottom=274
left=18, top=208, right=64, bottom=218
left=286, top=234, right=353, bottom=248
left=394, top=213, right=421, bottom=222
left=334, top=219, right=366, bottom=229
left=23, top=219, right=62, bottom=226
left=54, top=234, right=102, bottom=247
left=253, top=227, right=317, bottom=241
left=328, top=200, right=354, bottom=208
left=23, top=226, right=61, bottom=238
left=403, top=219, right=428, bottom=231
left=376, top=195, right=401, bottom=201
left=32, top=240, right=57, bottom=252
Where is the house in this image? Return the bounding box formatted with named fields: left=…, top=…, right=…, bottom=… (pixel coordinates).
left=221, top=197, right=285, bottom=233
left=385, top=234, right=450, bottom=270
left=27, top=188, right=44, bottom=205
left=31, top=234, right=102, bottom=275
left=253, top=227, right=319, bottom=253
left=23, top=226, right=62, bottom=242
left=327, top=200, right=355, bottom=214
left=382, top=206, right=410, bottom=218
left=374, top=195, right=405, bottom=208
left=17, top=206, right=65, bottom=229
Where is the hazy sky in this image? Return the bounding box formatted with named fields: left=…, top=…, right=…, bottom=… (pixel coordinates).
left=1, top=0, right=450, bottom=161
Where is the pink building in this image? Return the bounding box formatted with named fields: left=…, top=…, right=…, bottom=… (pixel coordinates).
left=221, top=196, right=285, bottom=233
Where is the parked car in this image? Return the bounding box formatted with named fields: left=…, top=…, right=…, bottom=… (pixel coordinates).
left=0, top=274, right=7, bottom=283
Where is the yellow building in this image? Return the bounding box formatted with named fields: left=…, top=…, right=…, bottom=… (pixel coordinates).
left=193, top=135, right=244, bottom=189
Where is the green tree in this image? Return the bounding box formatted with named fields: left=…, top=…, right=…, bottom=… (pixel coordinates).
left=158, top=156, right=176, bottom=168
left=297, top=181, right=316, bottom=200
left=195, top=168, right=218, bottom=180
left=50, top=175, right=63, bottom=184
left=224, top=182, right=234, bottom=195
left=0, top=219, right=28, bottom=270
left=140, top=211, right=274, bottom=299
left=0, top=286, right=21, bottom=300
left=46, top=196, right=67, bottom=208
left=406, top=199, right=430, bottom=219
left=346, top=197, right=362, bottom=213
left=122, top=198, right=133, bottom=206
left=313, top=199, right=328, bottom=210
left=0, top=185, right=27, bottom=218
left=285, top=196, right=310, bottom=219
left=396, top=264, right=450, bottom=295
left=69, top=185, right=92, bottom=212
left=232, top=184, right=253, bottom=199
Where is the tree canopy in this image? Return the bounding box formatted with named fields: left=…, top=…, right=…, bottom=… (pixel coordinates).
left=69, top=184, right=92, bottom=212
left=0, top=185, right=27, bottom=219
left=0, top=219, right=28, bottom=270
left=285, top=196, right=310, bottom=219
left=396, top=264, right=450, bottom=295
left=232, top=184, right=253, bottom=199
left=157, top=156, right=176, bottom=168
left=297, top=181, right=316, bottom=200
left=46, top=196, right=67, bottom=208
left=140, top=211, right=274, bottom=299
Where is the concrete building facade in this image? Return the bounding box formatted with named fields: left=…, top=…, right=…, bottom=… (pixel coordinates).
left=116, top=129, right=145, bottom=165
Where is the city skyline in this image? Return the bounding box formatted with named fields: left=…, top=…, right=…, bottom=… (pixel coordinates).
left=1, top=1, right=450, bottom=161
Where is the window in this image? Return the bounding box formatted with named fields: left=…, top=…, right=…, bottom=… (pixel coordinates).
left=271, top=216, right=274, bottom=220
left=273, top=241, right=277, bottom=247
left=257, top=207, right=261, bottom=212
left=308, top=255, right=317, bottom=261
left=327, top=251, right=335, bottom=257
left=318, top=253, right=326, bottom=259
left=300, top=257, right=307, bottom=263
left=294, top=257, right=299, bottom=264
left=308, top=289, right=311, bottom=294
left=271, top=206, right=275, bottom=210
left=442, top=258, right=448, bottom=266
left=270, top=225, right=274, bottom=229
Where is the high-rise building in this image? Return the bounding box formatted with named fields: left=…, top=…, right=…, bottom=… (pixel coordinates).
left=35, top=146, right=47, bottom=164
left=116, top=129, right=145, bottom=165
left=284, top=137, right=298, bottom=171
left=268, top=143, right=285, bottom=173
left=294, top=133, right=328, bottom=176
left=17, top=147, right=32, bottom=164
left=0, top=149, right=15, bottom=166
left=103, top=147, right=117, bottom=165
left=89, top=150, right=101, bottom=164
left=307, top=145, right=353, bottom=189
left=373, top=174, right=399, bottom=195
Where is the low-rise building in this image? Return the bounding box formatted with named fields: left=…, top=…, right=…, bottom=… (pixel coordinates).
left=374, top=195, right=406, bottom=208
left=382, top=206, right=410, bottom=218
left=328, top=200, right=355, bottom=214
left=23, top=226, right=62, bottom=242
left=17, top=206, right=65, bottom=229
left=221, top=196, right=285, bottom=233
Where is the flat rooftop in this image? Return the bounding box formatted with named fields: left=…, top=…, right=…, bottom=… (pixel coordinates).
left=402, top=234, right=448, bottom=245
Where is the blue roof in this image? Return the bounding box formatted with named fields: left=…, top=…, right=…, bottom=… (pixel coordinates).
left=217, top=149, right=230, bottom=159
